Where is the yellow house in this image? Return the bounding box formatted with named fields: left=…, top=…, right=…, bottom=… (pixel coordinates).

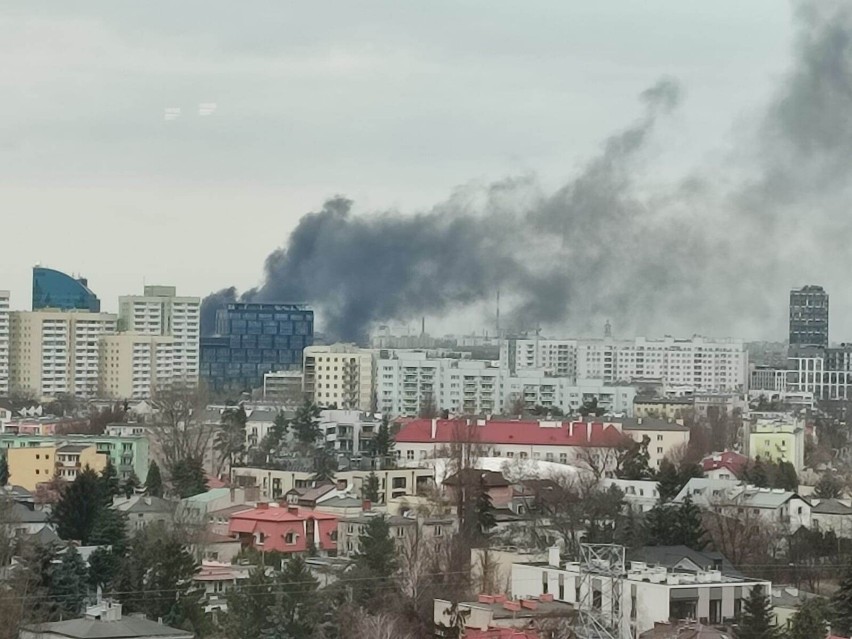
left=8, top=443, right=108, bottom=491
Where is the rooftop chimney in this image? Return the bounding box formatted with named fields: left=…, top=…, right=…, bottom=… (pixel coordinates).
left=257, top=502, right=269, bottom=510
left=362, top=499, right=372, bottom=512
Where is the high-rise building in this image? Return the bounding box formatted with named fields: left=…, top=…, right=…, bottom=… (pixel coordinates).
left=100, top=333, right=176, bottom=399
left=0, top=291, right=9, bottom=396
left=200, top=303, right=313, bottom=393
left=9, top=309, right=116, bottom=399
left=32, top=266, right=101, bottom=312
left=118, top=286, right=200, bottom=385
left=303, top=344, right=375, bottom=410
left=789, top=285, right=829, bottom=349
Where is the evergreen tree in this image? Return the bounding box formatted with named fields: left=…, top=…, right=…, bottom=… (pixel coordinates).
left=744, top=458, right=769, bottom=488
left=145, top=461, right=164, bottom=498
left=675, top=494, right=707, bottom=550
left=87, top=546, right=121, bottom=590
left=788, top=597, right=829, bottom=639
left=311, top=448, right=337, bottom=484
left=265, top=556, right=320, bottom=638
left=735, top=585, right=779, bottom=639
left=122, top=471, right=141, bottom=498
left=645, top=501, right=675, bottom=546
left=362, top=471, right=380, bottom=503
left=0, top=453, right=8, bottom=486
left=90, top=507, right=129, bottom=551
left=100, top=459, right=121, bottom=503
left=222, top=566, right=275, bottom=639
left=815, top=472, right=843, bottom=499
left=833, top=564, right=852, bottom=636
left=52, top=467, right=105, bottom=544
left=215, top=406, right=248, bottom=472
left=372, top=416, right=395, bottom=467
left=355, top=515, right=397, bottom=578
left=50, top=545, right=89, bottom=618
left=292, top=399, right=322, bottom=448
left=656, top=458, right=682, bottom=502
left=618, top=435, right=654, bottom=480
left=475, top=486, right=497, bottom=538
left=171, top=457, right=208, bottom=499
left=614, top=507, right=647, bottom=549
left=775, top=461, right=799, bottom=491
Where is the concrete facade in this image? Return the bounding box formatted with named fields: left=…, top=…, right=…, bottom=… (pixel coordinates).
left=100, top=332, right=176, bottom=399
left=303, top=343, right=375, bottom=410
left=0, top=290, right=8, bottom=395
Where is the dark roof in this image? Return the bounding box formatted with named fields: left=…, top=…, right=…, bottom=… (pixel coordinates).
left=30, top=526, right=60, bottom=545
left=628, top=546, right=742, bottom=578
left=119, top=496, right=176, bottom=515
left=812, top=498, right=852, bottom=515
left=23, top=615, right=193, bottom=639
left=57, top=444, right=91, bottom=453
left=10, top=502, right=48, bottom=523
left=443, top=469, right=509, bottom=488
left=341, top=513, right=415, bottom=526
left=621, top=417, right=689, bottom=432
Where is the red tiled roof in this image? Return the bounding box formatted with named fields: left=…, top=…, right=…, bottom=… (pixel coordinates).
left=230, top=506, right=339, bottom=523
left=394, top=418, right=626, bottom=447
left=702, top=451, right=748, bottom=476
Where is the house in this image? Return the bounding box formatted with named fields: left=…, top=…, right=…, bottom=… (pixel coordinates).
left=228, top=504, right=338, bottom=554
left=206, top=504, right=252, bottom=536
left=337, top=512, right=416, bottom=556
left=810, top=499, right=852, bottom=537
left=601, top=478, right=660, bottom=513
left=633, top=397, right=694, bottom=422
left=434, top=594, right=571, bottom=638
left=3, top=502, right=53, bottom=537
left=19, top=600, right=193, bottom=639
left=193, top=562, right=251, bottom=612
left=701, top=452, right=748, bottom=481
left=114, top=495, right=176, bottom=532
left=7, top=443, right=107, bottom=491
left=745, top=413, right=806, bottom=472
left=175, top=487, right=254, bottom=528
left=771, top=585, right=824, bottom=632
left=282, top=483, right=337, bottom=508
left=511, top=546, right=769, bottom=638
left=443, top=470, right=513, bottom=509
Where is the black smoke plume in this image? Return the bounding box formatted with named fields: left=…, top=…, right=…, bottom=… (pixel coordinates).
left=204, top=1, right=852, bottom=344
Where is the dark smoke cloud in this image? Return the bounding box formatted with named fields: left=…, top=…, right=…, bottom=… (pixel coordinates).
left=204, top=1, right=852, bottom=344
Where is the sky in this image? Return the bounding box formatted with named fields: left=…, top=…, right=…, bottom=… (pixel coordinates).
left=0, top=2, right=809, bottom=339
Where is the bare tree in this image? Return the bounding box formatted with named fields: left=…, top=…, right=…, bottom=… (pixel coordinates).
left=702, top=501, right=779, bottom=569
left=148, top=385, right=215, bottom=481
left=574, top=444, right=620, bottom=480
left=345, top=611, right=414, bottom=639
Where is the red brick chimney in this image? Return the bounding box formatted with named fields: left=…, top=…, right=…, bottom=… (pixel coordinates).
left=362, top=500, right=372, bottom=512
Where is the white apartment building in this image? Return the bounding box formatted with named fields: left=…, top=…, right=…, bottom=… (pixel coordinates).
left=9, top=309, right=117, bottom=399
left=303, top=344, right=374, bottom=410
left=502, top=370, right=636, bottom=415
left=505, top=336, right=748, bottom=392
left=100, top=332, right=176, bottom=399
left=0, top=291, right=9, bottom=395
left=118, top=286, right=200, bottom=385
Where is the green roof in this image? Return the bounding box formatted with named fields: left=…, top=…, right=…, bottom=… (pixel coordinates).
left=181, top=488, right=231, bottom=504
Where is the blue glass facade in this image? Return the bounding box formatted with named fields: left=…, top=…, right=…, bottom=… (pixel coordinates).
left=32, top=267, right=101, bottom=312
left=200, top=303, right=313, bottom=392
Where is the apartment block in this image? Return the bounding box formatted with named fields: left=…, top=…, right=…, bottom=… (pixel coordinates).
left=9, top=309, right=117, bottom=399
left=7, top=442, right=107, bottom=490
left=119, top=286, right=200, bottom=385
left=303, top=344, right=375, bottom=410
left=745, top=413, right=806, bottom=472
left=100, top=332, right=176, bottom=399
left=0, top=290, right=8, bottom=396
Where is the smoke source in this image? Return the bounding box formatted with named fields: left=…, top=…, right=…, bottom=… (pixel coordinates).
left=203, top=1, right=852, bottom=344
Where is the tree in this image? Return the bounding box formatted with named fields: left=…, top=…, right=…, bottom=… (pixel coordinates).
left=474, top=486, right=496, bottom=539
left=618, top=435, right=654, bottom=480
left=311, top=448, right=337, bottom=484
left=675, top=494, right=707, bottom=550
left=788, top=597, right=829, bottom=639
left=372, top=417, right=395, bottom=468
left=148, top=385, right=214, bottom=480
left=834, top=564, right=852, bottom=636
left=170, top=457, right=208, bottom=499
left=656, top=458, right=681, bottom=502
left=355, top=515, right=398, bottom=578
left=90, top=507, right=129, bottom=550
left=645, top=495, right=706, bottom=550
left=735, top=585, right=779, bottom=639
left=743, top=457, right=769, bottom=488
left=815, top=472, right=844, bottom=499
left=215, top=405, right=248, bottom=475
left=100, top=459, right=121, bottom=502
left=292, top=399, right=322, bottom=449
left=122, top=470, right=141, bottom=498
left=50, top=545, right=89, bottom=618
left=146, top=461, right=164, bottom=498
left=52, top=467, right=105, bottom=544
left=0, top=453, right=8, bottom=486
left=88, top=546, right=122, bottom=591
left=362, top=471, right=380, bottom=502
left=222, top=566, right=275, bottom=639
left=266, top=556, right=320, bottom=638
left=775, top=461, right=799, bottom=491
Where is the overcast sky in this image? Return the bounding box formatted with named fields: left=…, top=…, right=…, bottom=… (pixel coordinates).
left=0, top=2, right=796, bottom=337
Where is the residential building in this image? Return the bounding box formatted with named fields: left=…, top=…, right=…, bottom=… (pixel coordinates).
left=118, top=286, right=200, bottom=385
left=789, top=285, right=829, bottom=349
left=228, top=503, right=338, bottom=554
left=0, top=433, right=149, bottom=482
left=393, top=417, right=687, bottom=471
left=263, top=370, right=303, bottom=402
left=114, top=495, right=176, bottom=532
left=20, top=600, right=193, bottom=639
left=200, top=302, right=313, bottom=392
left=175, top=487, right=255, bottom=528
left=601, top=478, right=660, bottom=513
left=745, top=413, right=806, bottom=472
left=0, top=290, right=8, bottom=396
left=31, top=266, right=101, bottom=312
left=303, top=343, right=375, bottom=410
left=505, top=335, right=748, bottom=392
left=194, top=562, right=251, bottom=613
left=502, top=370, right=636, bottom=415
left=337, top=512, right=416, bottom=556
left=320, top=409, right=380, bottom=457
left=633, top=397, right=694, bottom=421
left=230, top=467, right=435, bottom=503
left=810, top=499, right=852, bottom=538
left=6, top=443, right=107, bottom=490
left=511, top=545, right=770, bottom=638
left=99, top=332, right=176, bottom=399
left=9, top=309, right=117, bottom=399
left=701, top=452, right=748, bottom=481
left=2, top=501, right=53, bottom=538
left=443, top=469, right=513, bottom=509
left=433, top=594, right=572, bottom=637
left=750, top=366, right=787, bottom=392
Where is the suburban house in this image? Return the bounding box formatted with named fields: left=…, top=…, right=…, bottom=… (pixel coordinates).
left=114, top=495, right=176, bottom=532
left=701, top=452, right=748, bottom=481
left=228, top=503, right=338, bottom=554
left=193, top=562, right=251, bottom=613
left=810, top=499, right=852, bottom=537
left=443, top=470, right=513, bottom=509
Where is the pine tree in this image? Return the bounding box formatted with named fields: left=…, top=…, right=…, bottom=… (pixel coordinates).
left=355, top=515, right=397, bottom=578
left=122, top=471, right=141, bottom=498
left=215, top=406, right=248, bottom=473
left=100, top=459, right=121, bottom=503
left=645, top=501, right=675, bottom=546
left=50, top=545, right=89, bottom=618
left=52, top=467, right=105, bottom=544
left=311, top=448, right=337, bottom=483
left=362, top=472, right=380, bottom=502
left=222, top=566, right=275, bottom=639
left=372, top=417, right=394, bottom=468
left=788, top=597, right=829, bottom=639
left=0, top=453, right=8, bottom=486
left=87, top=546, right=121, bottom=591
left=675, top=494, right=707, bottom=550
left=735, top=585, right=779, bottom=639
left=475, top=487, right=497, bottom=538
left=145, top=461, right=164, bottom=498
left=833, top=564, right=852, bottom=636
left=775, top=461, right=799, bottom=491
left=292, top=399, right=321, bottom=448
left=171, top=457, right=208, bottom=498
left=90, top=507, right=129, bottom=551
left=265, top=556, right=320, bottom=638
left=618, top=435, right=654, bottom=480
left=656, top=458, right=682, bottom=502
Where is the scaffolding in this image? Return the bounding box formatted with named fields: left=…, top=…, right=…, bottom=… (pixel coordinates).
left=573, top=544, right=626, bottom=639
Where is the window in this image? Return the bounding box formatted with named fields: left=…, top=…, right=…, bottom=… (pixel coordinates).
left=559, top=453, right=567, bottom=463
left=434, top=525, right=443, bottom=537
left=657, top=447, right=663, bottom=454
left=284, top=532, right=296, bottom=545
left=406, top=450, right=414, bottom=460
left=657, top=435, right=663, bottom=441
left=558, top=573, right=565, bottom=600
left=541, top=570, right=549, bottom=594
left=507, top=452, right=514, bottom=458
left=396, top=527, right=405, bottom=538
left=520, top=452, right=528, bottom=460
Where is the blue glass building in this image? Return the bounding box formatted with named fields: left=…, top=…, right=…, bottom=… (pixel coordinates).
left=32, top=266, right=101, bottom=312
left=200, top=303, right=313, bottom=392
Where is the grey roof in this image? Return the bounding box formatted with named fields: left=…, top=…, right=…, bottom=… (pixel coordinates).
left=628, top=546, right=742, bottom=578
left=341, top=513, right=415, bottom=526
left=116, top=496, right=176, bottom=515
left=23, top=616, right=193, bottom=639
left=771, top=586, right=822, bottom=608
left=812, top=498, right=852, bottom=515
left=10, top=502, right=48, bottom=523
left=31, top=526, right=60, bottom=545
left=297, top=484, right=335, bottom=502
left=619, top=417, right=689, bottom=432
left=58, top=444, right=91, bottom=453
left=207, top=504, right=253, bottom=518
left=317, top=497, right=364, bottom=509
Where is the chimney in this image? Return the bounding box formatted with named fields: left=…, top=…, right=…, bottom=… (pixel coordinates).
left=288, top=506, right=299, bottom=516
left=431, top=418, right=438, bottom=440
left=362, top=500, right=372, bottom=512
left=257, top=502, right=269, bottom=510
left=548, top=546, right=561, bottom=568
left=230, top=486, right=235, bottom=502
